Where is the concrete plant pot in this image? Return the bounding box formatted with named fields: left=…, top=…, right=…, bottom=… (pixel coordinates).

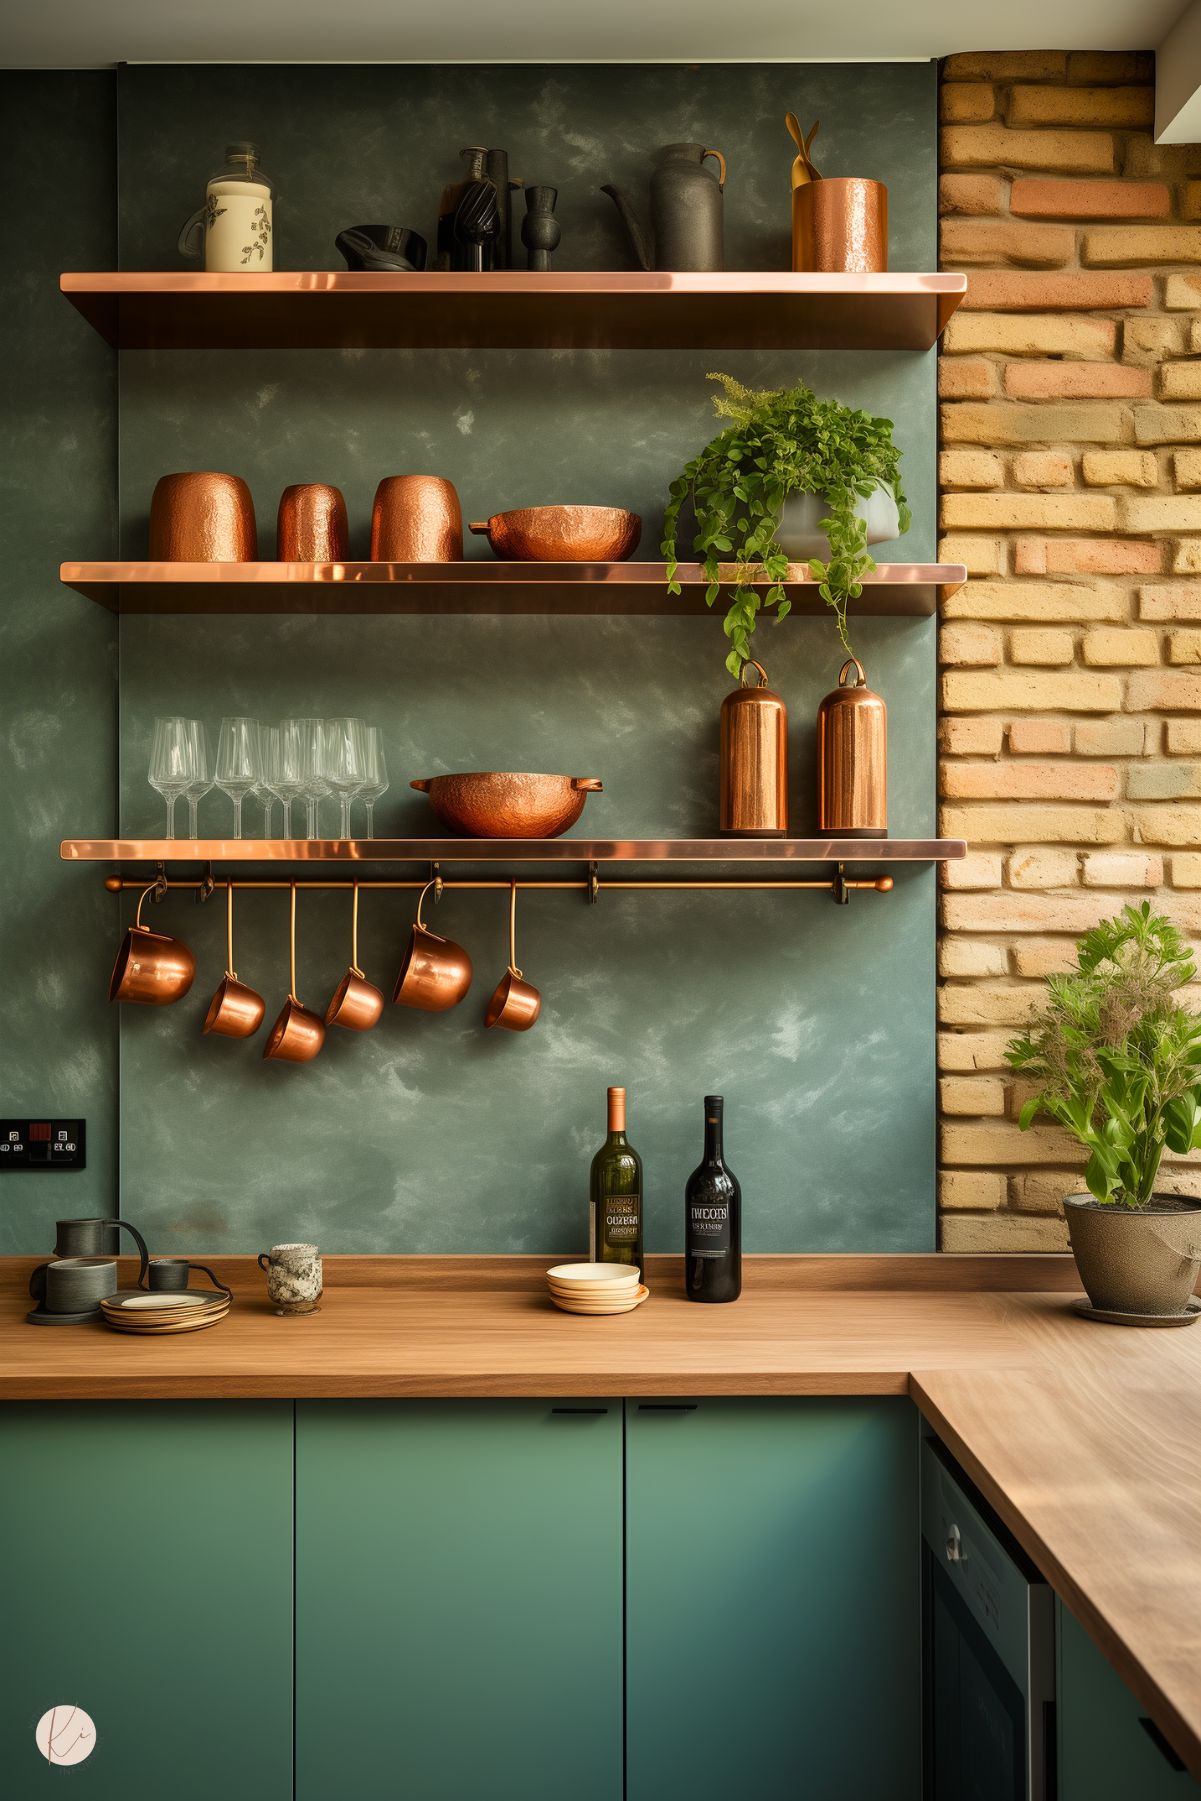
left=1064, top=1194, right=1201, bottom=1318
left=775, top=483, right=902, bottom=560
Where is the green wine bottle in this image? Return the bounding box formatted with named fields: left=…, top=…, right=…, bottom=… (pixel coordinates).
left=589, top=1086, right=643, bottom=1277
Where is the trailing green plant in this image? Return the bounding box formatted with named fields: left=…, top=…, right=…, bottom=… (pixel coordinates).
left=1006, top=902, right=1201, bottom=1208
left=661, top=372, right=910, bottom=677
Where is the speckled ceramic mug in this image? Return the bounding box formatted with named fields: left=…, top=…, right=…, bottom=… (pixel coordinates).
left=257, top=1242, right=322, bottom=1316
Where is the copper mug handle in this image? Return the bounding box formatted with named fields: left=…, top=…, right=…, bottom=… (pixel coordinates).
left=703, top=148, right=727, bottom=190
left=571, top=778, right=604, bottom=792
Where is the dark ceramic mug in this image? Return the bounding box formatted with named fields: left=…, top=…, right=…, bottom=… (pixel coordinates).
left=38, top=1217, right=150, bottom=1292
left=29, top=1257, right=119, bottom=1315
left=146, top=1257, right=230, bottom=1296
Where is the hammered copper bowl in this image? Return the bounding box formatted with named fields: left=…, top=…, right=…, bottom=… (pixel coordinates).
left=410, top=772, right=603, bottom=839
left=469, top=506, right=641, bottom=562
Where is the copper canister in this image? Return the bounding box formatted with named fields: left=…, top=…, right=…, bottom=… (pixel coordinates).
left=817, top=657, right=887, bottom=837
left=792, top=178, right=888, bottom=273
left=370, top=475, right=463, bottom=561
left=148, top=472, right=258, bottom=561
left=277, top=483, right=349, bottom=561
left=720, top=659, right=788, bottom=836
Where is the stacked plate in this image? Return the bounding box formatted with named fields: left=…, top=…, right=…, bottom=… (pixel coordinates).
left=546, top=1263, right=649, bottom=1316
left=100, top=1289, right=231, bottom=1336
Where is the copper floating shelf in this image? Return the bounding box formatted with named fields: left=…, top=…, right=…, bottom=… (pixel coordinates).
left=59, top=270, right=968, bottom=353
left=61, top=837, right=966, bottom=865
left=59, top=560, right=965, bottom=616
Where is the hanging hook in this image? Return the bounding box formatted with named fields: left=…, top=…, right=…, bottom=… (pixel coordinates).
left=151, top=862, right=168, bottom=903
left=507, top=881, right=523, bottom=979
left=587, top=860, right=600, bottom=905
left=197, top=860, right=215, bottom=905
left=427, top=862, right=443, bottom=904
left=832, top=863, right=850, bottom=905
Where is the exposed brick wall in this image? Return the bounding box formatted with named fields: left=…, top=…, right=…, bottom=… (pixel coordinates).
left=937, top=49, right=1201, bottom=1251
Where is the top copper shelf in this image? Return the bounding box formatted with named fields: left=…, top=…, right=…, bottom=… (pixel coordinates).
left=59, top=270, right=968, bottom=352
left=61, top=837, right=966, bottom=864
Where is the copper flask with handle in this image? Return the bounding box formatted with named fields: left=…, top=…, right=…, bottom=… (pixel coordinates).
left=817, top=657, right=887, bottom=837
left=720, top=659, right=788, bottom=836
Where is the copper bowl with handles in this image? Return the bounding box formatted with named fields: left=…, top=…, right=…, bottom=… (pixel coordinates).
left=410, top=772, right=603, bottom=839
left=469, top=506, right=641, bottom=562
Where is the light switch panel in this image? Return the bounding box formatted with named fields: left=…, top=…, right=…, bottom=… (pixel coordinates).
left=0, top=1120, right=86, bottom=1170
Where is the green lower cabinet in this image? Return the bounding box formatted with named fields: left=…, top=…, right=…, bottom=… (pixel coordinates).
left=295, top=1400, right=623, bottom=1800
left=0, top=1402, right=293, bottom=1798
left=626, top=1398, right=921, bottom=1801
left=1058, top=1601, right=1201, bottom=1797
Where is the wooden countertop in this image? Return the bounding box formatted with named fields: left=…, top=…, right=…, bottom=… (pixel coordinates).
left=4, top=1252, right=1201, bottom=1779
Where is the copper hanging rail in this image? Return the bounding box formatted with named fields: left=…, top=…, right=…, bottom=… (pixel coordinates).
left=103, top=870, right=893, bottom=903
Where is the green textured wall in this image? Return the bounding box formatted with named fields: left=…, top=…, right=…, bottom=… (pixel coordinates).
left=8, top=63, right=939, bottom=1254
left=0, top=75, right=118, bottom=1253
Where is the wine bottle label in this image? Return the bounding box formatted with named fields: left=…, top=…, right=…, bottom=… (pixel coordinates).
left=602, top=1195, right=641, bottom=1248
left=687, top=1200, right=730, bottom=1258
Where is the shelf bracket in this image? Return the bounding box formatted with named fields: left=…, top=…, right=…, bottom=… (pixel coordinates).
left=587, top=861, right=600, bottom=905
left=196, top=861, right=215, bottom=905
left=832, top=863, right=850, bottom=906
left=151, top=862, right=168, bottom=904
left=428, top=862, right=443, bottom=905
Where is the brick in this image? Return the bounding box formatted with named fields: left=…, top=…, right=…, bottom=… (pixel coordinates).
left=941, top=82, right=996, bottom=122
left=1127, top=763, right=1201, bottom=800
left=1122, top=494, right=1201, bottom=532
left=1184, top=183, right=1201, bottom=222
left=1167, top=720, right=1201, bottom=752
left=1009, top=628, right=1075, bottom=665
left=938, top=986, right=1042, bottom=1027
left=943, top=51, right=1066, bottom=79
left=1011, top=939, right=1078, bottom=977
left=939, top=1169, right=1007, bottom=1210
left=1123, top=317, right=1186, bottom=361
left=946, top=763, right=1118, bottom=801
left=941, top=669, right=1123, bottom=712
left=942, top=1119, right=1086, bottom=1163
left=940, top=804, right=1124, bottom=843
left=1014, top=536, right=1161, bottom=575
left=1012, top=1171, right=1081, bottom=1214
left=942, top=218, right=1077, bottom=268
left=1164, top=272, right=1201, bottom=309
left=1008, top=85, right=1154, bottom=129
left=1162, top=364, right=1201, bottom=402
left=1171, top=854, right=1201, bottom=886
left=942, top=493, right=1116, bottom=532
left=1134, top=406, right=1201, bottom=445
left=1139, top=584, right=1201, bottom=620
left=1169, top=630, right=1201, bottom=664
left=960, top=270, right=1151, bottom=311
left=941, top=1214, right=1070, bottom=1252
left=942, top=125, right=1116, bottom=176
left=1067, top=51, right=1154, bottom=83
left=939, top=621, right=1003, bottom=665
left=1009, top=177, right=1169, bottom=220
left=938, top=940, right=1009, bottom=978
left=943, top=582, right=1125, bottom=623
left=942, top=401, right=1125, bottom=446
left=1075, top=719, right=1151, bottom=756
left=938, top=536, right=1004, bottom=576
left=939, top=358, right=998, bottom=399
left=1081, top=627, right=1160, bottom=666
left=1003, top=362, right=1150, bottom=401
left=939, top=449, right=1004, bottom=489
left=1129, top=802, right=1201, bottom=844
left=1081, top=852, right=1163, bottom=886
left=1085, top=225, right=1201, bottom=266
left=1171, top=541, right=1201, bottom=574
left=944, top=312, right=1115, bottom=357
left=1007, top=849, right=1080, bottom=887
left=939, top=173, right=1008, bottom=216
left=1173, top=450, right=1201, bottom=490
left=1081, top=450, right=1158, bottom=487
left=941, top=851, right=1004, bottom=890
left=1125, top=138, right=1201, bottom=179
left=1008, top=720, right=1072, bottom=754
left=1126, top=670, right=1201, bottom=710
left=1192, top=322, right=1201, bottom=353
left=937, top=1030, right=1014, bottom=1072
left=940, top=1076, right=1007, bottom=1117
left=941, top=716, right=1005, bottom=755
left=1011, top=452, right=1074, bottom=489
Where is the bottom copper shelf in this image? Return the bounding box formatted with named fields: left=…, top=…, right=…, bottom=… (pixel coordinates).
left=62, top=836, right=965, bottom=864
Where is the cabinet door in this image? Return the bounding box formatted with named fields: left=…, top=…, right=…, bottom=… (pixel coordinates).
left=626, top=1398, right=920, bottom=1801
left=0, top=1402, right=293, bottom=1798
left=1058, top=1602, right=1201, bottom=1797
left=296, top=1399, right=622, bottom=1801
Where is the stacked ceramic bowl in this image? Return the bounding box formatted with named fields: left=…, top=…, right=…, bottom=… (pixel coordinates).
left=546, top=1263, right=649, bottom=1316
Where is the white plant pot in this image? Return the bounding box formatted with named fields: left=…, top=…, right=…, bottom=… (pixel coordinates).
left=775, top=483, right=902, bottom=561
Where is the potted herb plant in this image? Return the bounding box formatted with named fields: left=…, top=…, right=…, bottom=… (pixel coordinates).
left=662, top=372, right=910, bottom=677
left=1006, top=903, right=1201, bottom=1320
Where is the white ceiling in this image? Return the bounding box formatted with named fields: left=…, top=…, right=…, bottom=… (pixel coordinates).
left=1, top=0, right=1190, bottom=69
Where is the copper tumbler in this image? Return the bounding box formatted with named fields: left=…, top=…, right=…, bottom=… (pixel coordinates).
left=816, top=657, right=888, bottom=838
left=371, top=475, right=463, bottom=562
left=326, top=885, right=385, bottom=1030
left=109, top=884, right=196, bottom=1005
left=148, top=472, right=258, bottom=561
left=263, top=885, right=326, bottom=1063
left=792, top=179, right=888, bottom=274
left=483, top=885, right=541, bottom=1033
left=720, top=659, right=788, bottom=836
left=277, top=484, right=349, bottom=562
left=203, top=885, right=266, bottom=1038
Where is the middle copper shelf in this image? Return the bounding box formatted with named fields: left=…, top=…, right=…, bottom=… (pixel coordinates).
left=59, top=560, right=965, bottom=616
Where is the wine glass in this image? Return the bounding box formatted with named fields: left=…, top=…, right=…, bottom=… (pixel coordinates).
left=271, top=720, right=306, bottom=839
left=323, top=717, right=368, bottom=841
left=295, top=717, right=329, bottom=841
left=358, top=727, right=389, bottom=838
left=183, top=720, right=212, bottom=839
left=257, top=726, right=280, bottom=836
left=215, top=716, right=262, bottom=839
left=148, top=717, right=192, bottom=839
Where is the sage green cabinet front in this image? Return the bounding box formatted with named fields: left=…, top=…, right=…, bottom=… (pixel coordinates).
left=626, top=1398, right=920, bottom=1801
left=295, top=1400, right=623, bottom=1800
left=1058, top=1602, right=1201, bottom=1797
left=0, top=1402, right=293, bottom=1798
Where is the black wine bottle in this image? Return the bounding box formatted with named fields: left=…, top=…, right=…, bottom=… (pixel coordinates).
left=684, top=1095, right=741, bottom=1303
left=589, top=1087, right=643, bottom=1277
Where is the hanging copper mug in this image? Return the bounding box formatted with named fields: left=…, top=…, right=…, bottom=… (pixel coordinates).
left=393, top=879, right=473, bottom=1011
left=203, top=884, right=266, bottom=1038
left=326, top=883, right=385, bottom=1029
left=263, top=884, right=326, bottom=1062
left=109, top=884, right=196, bottom=1004
left=484, top=884, right=541, bottom=1032
left=816, top=657, right=888, bottom=837
left=720, top=659, right=788, bottom=836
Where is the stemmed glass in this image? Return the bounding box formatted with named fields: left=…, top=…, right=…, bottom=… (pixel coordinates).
left=215, top=717, right=262, bottom=839
left=149, top=717, right=198, bottom=839
left=323, top=717, right=368, bottom=841
left=358, top=727, right=389, bottom=838
left=257, top=726, right=280, bottom=836
left=183, top=720, right=212, bottom=839
left=295, top=718, right=329, bottom=841
left=271, top=720, right=306, bottom=839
